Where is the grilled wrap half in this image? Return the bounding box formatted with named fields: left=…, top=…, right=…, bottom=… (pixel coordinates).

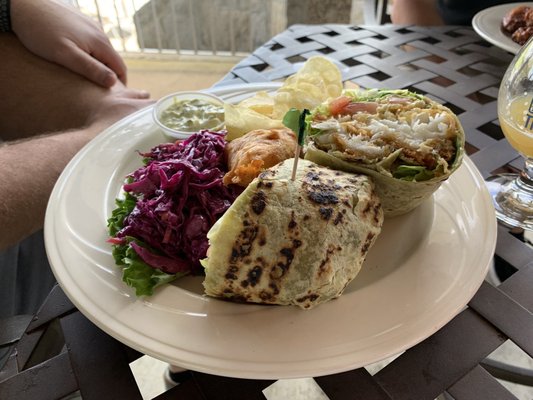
left=304, top=89, right=465, bottom=216
left=202, top=158, right=383, bottom=309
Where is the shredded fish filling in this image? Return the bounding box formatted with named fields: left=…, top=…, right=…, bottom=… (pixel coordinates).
left=310, top=92, right=459, bottom=175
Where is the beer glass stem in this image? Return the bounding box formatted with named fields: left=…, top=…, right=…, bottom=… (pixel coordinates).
left=520, top=157, right=533, bottom=187
left=486, top=156, right=533, bottom=230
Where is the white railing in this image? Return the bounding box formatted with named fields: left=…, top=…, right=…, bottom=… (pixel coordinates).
left=72, top=0, right=370, bottom=57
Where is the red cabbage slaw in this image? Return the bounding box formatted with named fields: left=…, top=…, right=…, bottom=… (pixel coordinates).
left=107, top=130, right=241, bottom=296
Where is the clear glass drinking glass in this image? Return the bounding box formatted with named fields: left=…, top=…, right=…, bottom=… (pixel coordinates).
left=486, top=37, right=533, bottom=230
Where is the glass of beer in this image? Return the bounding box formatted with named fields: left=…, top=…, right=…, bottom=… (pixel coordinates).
left=487, top=37, right=533, bottom=230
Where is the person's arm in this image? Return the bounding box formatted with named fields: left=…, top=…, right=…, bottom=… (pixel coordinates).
left=9, top=0, right=127, bottom=87
left=390, top=0, right=444, bottom=25
left=0, top=86, right=153, bottom=250
left=0, top=128, right=99, bottom=250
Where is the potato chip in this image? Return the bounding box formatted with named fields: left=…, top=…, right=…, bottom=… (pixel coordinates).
left=224, top=103, right=284, bottom=141
left=224, top=56, right=344, bottom=140
left=272, top=57, right=343, bottom=118
left=237, top=91, right=275, bottom=117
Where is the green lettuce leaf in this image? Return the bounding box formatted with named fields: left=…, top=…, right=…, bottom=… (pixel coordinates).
left=282, top=108, right=301, bottom=134
left=393, top=165, right=435, bottom=181
left=107, top=190, right=181, bottom=297
left=112, top=238, right=181, bottom=297
left=282, top=108, right=310, bottom=145
left=107, top=191, right=136, bottom=237
left=344, top=88, right=425, bottom=102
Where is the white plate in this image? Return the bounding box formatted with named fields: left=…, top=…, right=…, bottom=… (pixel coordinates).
left=44, top=84, right=497, bottom=380
left=472, top=2, right=533, bottom=54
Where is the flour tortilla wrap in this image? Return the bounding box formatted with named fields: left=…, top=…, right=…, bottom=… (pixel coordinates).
left=304, top=89, right=465, bottom=217
left=202, top=158, right=383, bottom=309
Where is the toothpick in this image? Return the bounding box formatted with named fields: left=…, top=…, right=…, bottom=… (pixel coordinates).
left=290, top=109, right=309, bottom=181
left=291, top=145, right=302, bottom=181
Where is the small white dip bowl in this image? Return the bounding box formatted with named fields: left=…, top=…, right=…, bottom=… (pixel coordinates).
left=153, top=91, right=225, bottom=140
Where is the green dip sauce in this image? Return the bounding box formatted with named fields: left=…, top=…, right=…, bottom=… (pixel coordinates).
left=160, top=98, right=224, bottom=132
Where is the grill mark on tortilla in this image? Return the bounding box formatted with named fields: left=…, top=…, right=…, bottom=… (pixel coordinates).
left=251, top=191, right=266, bottom=214
left=259, top=169, right=277, bottom=179
left=260, top=291, right=273, bottom=301
left=318, top=244, right=338, bottom=277
left=225, top=272, right=238, bottom=280
left=326, top=179, right=340, bottom=189
left=361, top=232, right=375, bottom=254
left=296, top=294, right=319, bottom=304
left=231, top=225, right=258, bottom=260
left=307, top=190, right=339, bottom=205
left=269, top=282, right=280, bottom=295
left=279, top=248, right=294, bottom=270
left=288, top=211, right=297, bottom=230
left=228, top=224, right=260, bottom=279
left=333, top=211, right=344, bottom=225
left=257, top=181, right=274, bottom=189
left=304, top=172, right=342, bottom=205
left=232, top=294, right=251, bottom=302
left=269, top=241, right=300, bottom=280
left=319, top=207, right=333, bottom=220
left=361, top=195, right=381, bottom=223
left=372, top=203, right=382, bottom=224
left=225, top=265, right=239, bottom=281
left=241, top=258, right=267, bottom=288
left=306, top=171, right=320, bottom=181
left=247, top=266, right=263, bottom=286
left=258, top=227, right=267, bottom=246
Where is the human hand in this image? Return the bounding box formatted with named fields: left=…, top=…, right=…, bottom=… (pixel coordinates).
left=85, top=83, right=154, bottom=134
left=11, top=0, right=127, bottom=88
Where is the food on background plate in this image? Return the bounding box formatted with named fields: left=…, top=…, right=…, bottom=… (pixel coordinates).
left=304, top=89, right=465, bottom=217
left=511, top=26, right=533, bottom=45
left=224, top=56, right=344, bottom=140
left=223, top=128, right=297, bottom=187
left=202, top=158, right=383, bottom=309
left=502, top=5, right=533, bottom=45
left=107, top=131, right=242, bottom=296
